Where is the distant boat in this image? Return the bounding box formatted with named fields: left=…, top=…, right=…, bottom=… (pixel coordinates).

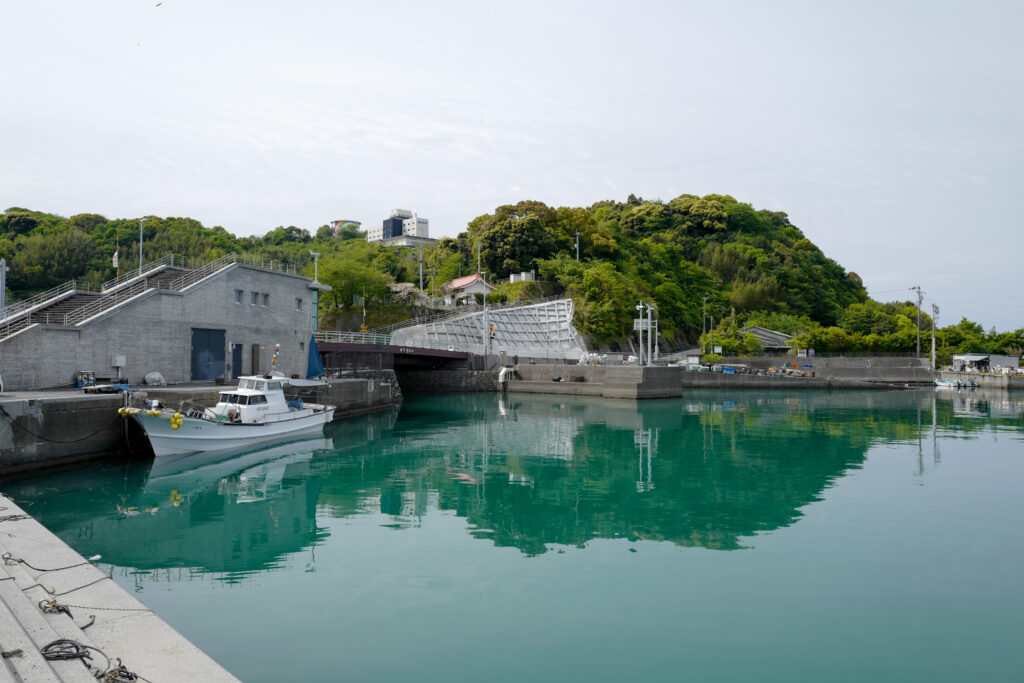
left=123, top=375, right=335, bottom=456
left=934, top=378, right=978, bottom=389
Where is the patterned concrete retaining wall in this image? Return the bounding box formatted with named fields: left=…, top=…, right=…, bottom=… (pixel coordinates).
left=397, top=370, right=500, bottom=393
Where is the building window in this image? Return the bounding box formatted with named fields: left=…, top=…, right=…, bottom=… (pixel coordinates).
left=262, top=293, right=269, bottom=306
left=299, top=341, right=305, bottom=351
left=296, top=297, right=303, bottom=310
left=234, top=289, right=242, bottom=303
left=251, top=292, right=258, bottom=305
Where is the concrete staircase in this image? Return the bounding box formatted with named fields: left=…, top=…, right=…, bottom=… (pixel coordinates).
left=0, top=261, right=219, bottom=343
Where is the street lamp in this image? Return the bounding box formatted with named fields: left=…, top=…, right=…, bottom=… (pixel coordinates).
left=309, top=251, right=321, bottom=282
left=138, top=217, right=148, bottom=277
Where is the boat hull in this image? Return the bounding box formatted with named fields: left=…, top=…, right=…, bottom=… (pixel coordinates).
left=130, top=407, right=336, bottom=457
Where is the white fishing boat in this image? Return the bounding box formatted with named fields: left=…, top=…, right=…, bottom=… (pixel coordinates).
left=934, top=377, right=978, bottom=389
left=123, top=375, right=336, bottom=457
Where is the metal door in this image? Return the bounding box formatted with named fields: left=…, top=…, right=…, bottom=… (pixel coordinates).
left=190, top=328, right=226, bottom=381
left=231, top=343, right=243, bottom=379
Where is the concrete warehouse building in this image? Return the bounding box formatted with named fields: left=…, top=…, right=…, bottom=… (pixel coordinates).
left=0, top=255, right=330, bottom=392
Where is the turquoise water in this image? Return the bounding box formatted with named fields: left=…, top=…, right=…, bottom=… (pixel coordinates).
left=5, top=389, right=1024, bottom=681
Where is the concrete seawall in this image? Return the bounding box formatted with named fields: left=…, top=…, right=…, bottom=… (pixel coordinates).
left=937, top=371, right=1024, bottom=390
left=719, top=356, right=934, bottom=384
left=508, top=365, right=683, bottom=399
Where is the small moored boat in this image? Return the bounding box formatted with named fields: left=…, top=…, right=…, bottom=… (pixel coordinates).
left=123, top=375, right=336, bottom=457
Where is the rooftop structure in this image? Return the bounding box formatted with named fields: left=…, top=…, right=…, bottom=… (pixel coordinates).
left=328, top=219, right=361, bottom=235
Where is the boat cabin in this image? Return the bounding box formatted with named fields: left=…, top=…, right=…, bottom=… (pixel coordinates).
left=213, top=375, right=294, bottom=424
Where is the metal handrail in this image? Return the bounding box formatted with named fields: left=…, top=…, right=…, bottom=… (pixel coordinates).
left=0, top=280, right=79, bottom=322
left=168, top=253, right=238, bottom=291
left=314, top=330, right=390, bottom=345
left=100, top=253, right=178, bottom=292
left=64, top=280, right=148, bottom=326
left=238, top=254, right=299, bottom=275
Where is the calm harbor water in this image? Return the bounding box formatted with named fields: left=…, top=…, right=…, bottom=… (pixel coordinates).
left=4, top=389, right=1024, bottom=682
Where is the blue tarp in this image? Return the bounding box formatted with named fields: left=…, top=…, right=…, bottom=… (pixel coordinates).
left=307, top=335, right=325, bottom=379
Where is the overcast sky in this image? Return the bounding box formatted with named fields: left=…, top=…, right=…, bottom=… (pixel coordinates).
left=2, top=1, right=1021, bottom=330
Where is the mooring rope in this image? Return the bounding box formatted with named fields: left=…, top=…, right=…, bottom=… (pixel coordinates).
left=0, top=403, right=121, bottom=443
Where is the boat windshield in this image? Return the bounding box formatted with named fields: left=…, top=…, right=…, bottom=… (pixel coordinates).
left=239, top=379, right=257, bottom=390
left=220, top=394, right=250, bottom=405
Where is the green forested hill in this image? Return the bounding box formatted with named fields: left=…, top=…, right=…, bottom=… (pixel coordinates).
left=2, top=197, right=1020, bottom=360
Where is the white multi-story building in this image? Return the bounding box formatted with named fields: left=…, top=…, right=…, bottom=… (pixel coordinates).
left=367, top=209, right=437, bottom=247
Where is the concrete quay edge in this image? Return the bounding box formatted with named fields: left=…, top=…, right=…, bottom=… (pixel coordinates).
left=0, top=495, right=239, bottom=682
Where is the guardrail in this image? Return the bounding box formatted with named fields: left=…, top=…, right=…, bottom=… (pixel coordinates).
left=314, top=330, right=390, bottom=346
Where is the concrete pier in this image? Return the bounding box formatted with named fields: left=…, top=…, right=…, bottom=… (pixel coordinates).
left=507, top=365, right=683, bottom=399
left=0, top=495, right=238, bottom=682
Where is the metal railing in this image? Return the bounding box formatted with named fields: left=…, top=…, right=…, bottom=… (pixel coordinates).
left=100, top=254, right=178, bottom=292
left=238, top=254, right=300, bottom=275
left=0, top=280, right=81, bottom=322
left=168, top=253, right=238, bottom=291
left=314, top=330, right=390, bottom=346
left=63, top=280, right=148, bottom=326
left=1, top=251, right=311, bottom=342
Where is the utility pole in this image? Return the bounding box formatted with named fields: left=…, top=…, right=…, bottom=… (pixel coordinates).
left=702, top=296, right=708, bottom=338
left=138, top=217, right=148, bottom=277
left=0, top=258, right=8, bottom=319
left=635, top=301, right=645, bottom=365
left=418, top=244, right=424, bottom=291
left=646, top=303, right=653, bottom=367
left=575, top=230, right=580, bottom=261
left=476, top=240, right=481, bottom=275
left=308, top=251, right=320, bottom=281
left=709, top=315, right=714, bottom=356
left=911, top=285, right=923, bottom=358
left=931, top=303, right=939, bottom=369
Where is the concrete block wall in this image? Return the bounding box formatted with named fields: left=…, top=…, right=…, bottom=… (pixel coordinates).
left=397, top=370, right=499, bottom=393
left=509, top=364, right=683, bottom=399
left=0, top=395, right=125, bottom=474
left=719, top=355, right=933, bottom=384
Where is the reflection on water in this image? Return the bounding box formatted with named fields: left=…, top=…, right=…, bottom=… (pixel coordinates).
left=7, top=389, right=1021, bottom=580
